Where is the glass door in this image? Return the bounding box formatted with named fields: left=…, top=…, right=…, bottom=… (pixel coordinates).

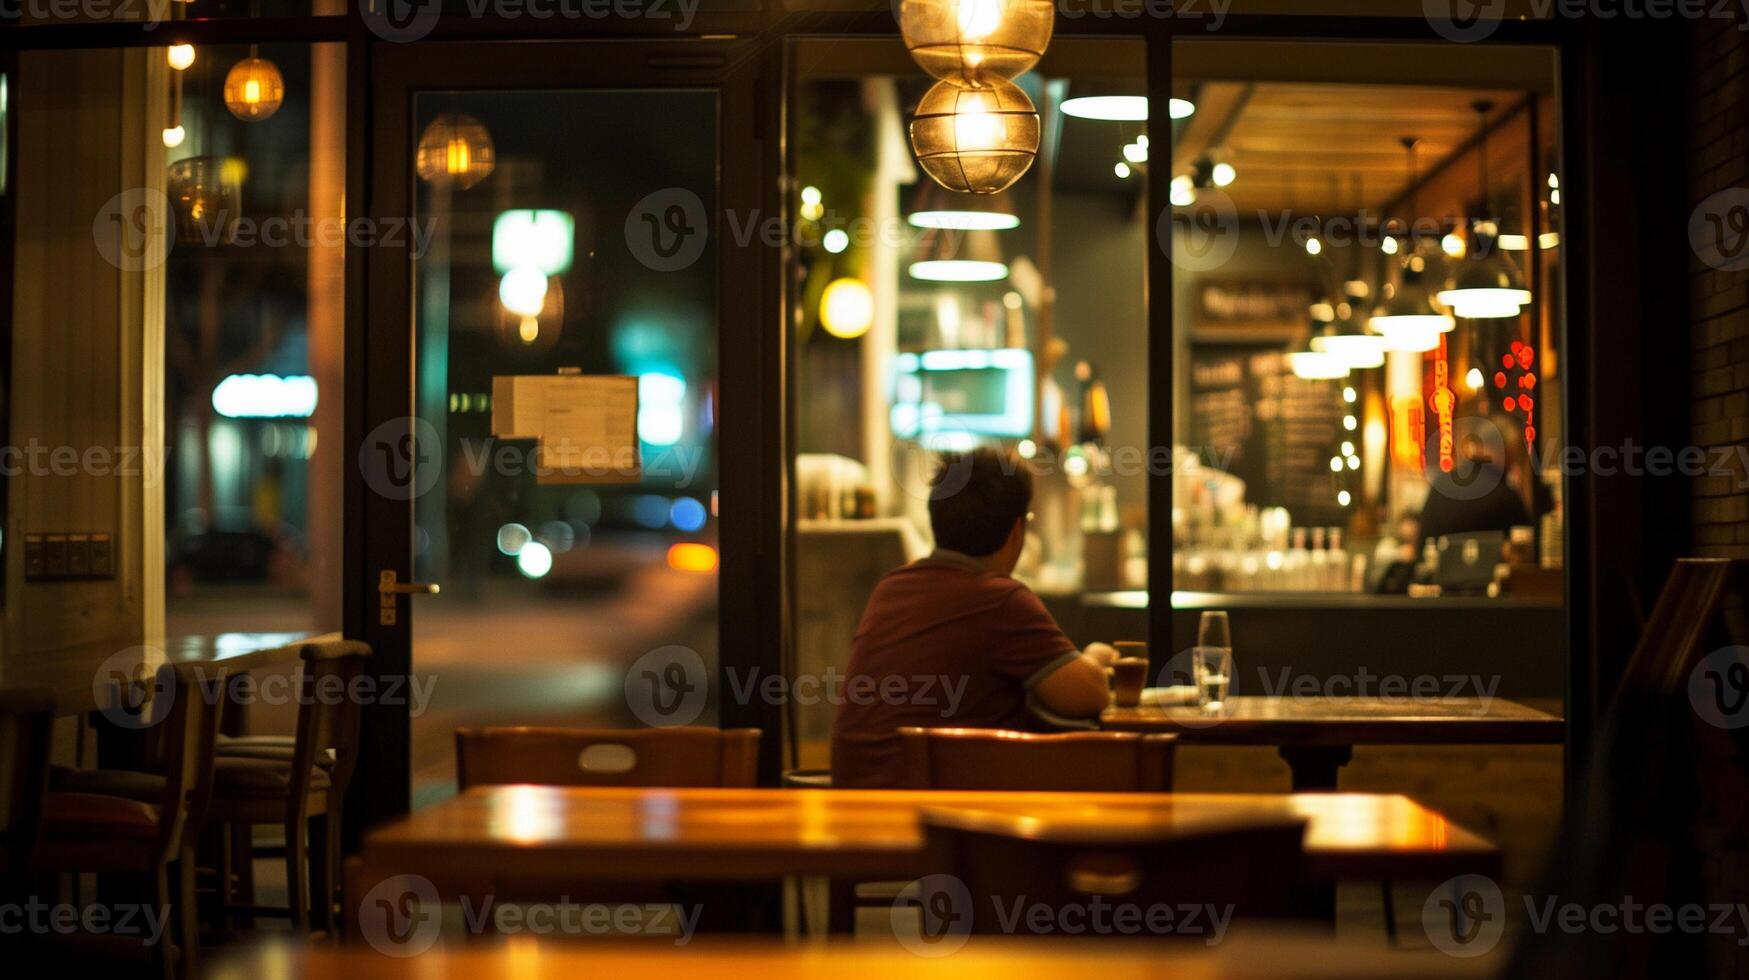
left=355, top=40, right=774, bottom=824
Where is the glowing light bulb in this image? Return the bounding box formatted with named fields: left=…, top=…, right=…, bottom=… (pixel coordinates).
left=1441, top=233, right=1465, bottom=258
left=1305, top=237, right=1323, bottom=256
left=167, top=44, right=195, bottom=71
left=956, top=0, right=1003, bottom=39
left=1381, top=236, right=1399, bottom=255
left=1114, top=161, right=1132, bottom=179
left=499, top=267, right=548, bottom=318
left=162, top=125, right=186, bottom=148
left=1211, top=161, right=1236, bottom=187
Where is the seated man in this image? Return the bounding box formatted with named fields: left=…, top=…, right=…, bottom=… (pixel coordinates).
left=829, top=448, right=1117, bottom=789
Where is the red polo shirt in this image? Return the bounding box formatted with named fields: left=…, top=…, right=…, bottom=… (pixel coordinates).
left=829, top=552, right=1080, bottom=789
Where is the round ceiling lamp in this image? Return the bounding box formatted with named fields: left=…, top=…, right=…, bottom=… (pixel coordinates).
left=416, top=113, right=496, bottom=190
left=494, top=275, right=564, bottom=351
left=1436, top=227, right=1532, bottom=318
left=223, top=50, right=284, bottom=121
left=1059, top=95, right=1194, bottom=121
left=167, top=156, right=244, bottom=245
left=1288, top=350, right=1350, bottom=381
left=1369, top=262, right=1452, bottom=353
left=820, top=277, right=875, bottom=339
left=898, top=0, right=1055, bottom=87
left=910, top=78, right=1039, bottom=195
left=1310, top=307, right=1387, bottom=370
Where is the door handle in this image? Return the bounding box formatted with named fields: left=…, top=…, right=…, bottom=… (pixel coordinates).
left=378, top=570, right=440, bottom=625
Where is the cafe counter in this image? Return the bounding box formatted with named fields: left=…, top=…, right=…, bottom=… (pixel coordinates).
left=1039, top=590, right=1565, bottom=700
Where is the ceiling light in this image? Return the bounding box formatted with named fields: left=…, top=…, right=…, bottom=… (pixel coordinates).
left=907, top=210, right=1020, bottom=231
left=899, top=0, right=1054, bottom=86
left=910, top=78, right=1040, bottom=194
left=822, top=229, right=850, bottom=253
left=1122, top=142, right=1147, bottom=164
left=223, top=50, right=285, bottom=121
left=1288, top=350, right=1350, bottom=380
left=167, top=44, right=195, bottom=71
left=162, top=125, right=186, bottom=148
left=909, top=259, right=1009, bottom=282
left=1169, top=174, right=1194, bottom=206
left=1059, top=95, right=1191, bottom=121
left=1436, top=101, right=1534, bottom=319
left=1211, top=161, right=1236, bottom=187
left=1114, top=161, right=1131, bottom=179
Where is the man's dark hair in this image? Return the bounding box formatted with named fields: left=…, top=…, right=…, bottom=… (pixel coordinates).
left=926, top=448, right=1032, bottom=557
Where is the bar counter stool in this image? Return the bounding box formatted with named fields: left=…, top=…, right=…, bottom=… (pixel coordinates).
left=33, top=664, right=223, bottom=979
left=209, top=638, right=371, bottom=935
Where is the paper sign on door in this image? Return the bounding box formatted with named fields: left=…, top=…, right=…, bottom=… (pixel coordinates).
left=491, top=374, right=641, bottom=484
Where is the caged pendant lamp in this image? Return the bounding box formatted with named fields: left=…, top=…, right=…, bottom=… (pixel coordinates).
left=898, top=0, right=1055, bottom=88
left=909, top=78, right=1040, bottom=195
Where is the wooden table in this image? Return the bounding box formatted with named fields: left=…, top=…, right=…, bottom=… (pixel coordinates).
left=210, top=935, right=1502, bottom=978
left=0, top=630, right=328, bottom=715
left=348, top=786, right=1500, bottom=924
left=1101, top=696, right=1565, bottom=790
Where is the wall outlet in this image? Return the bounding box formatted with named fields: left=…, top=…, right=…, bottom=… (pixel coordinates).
left=24, top=531, right=117, bottom=581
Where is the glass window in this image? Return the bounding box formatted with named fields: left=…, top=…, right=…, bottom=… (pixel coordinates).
left=789, top=37, right=1148, bottom=767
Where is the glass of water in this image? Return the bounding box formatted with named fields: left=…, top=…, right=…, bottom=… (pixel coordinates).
left=1195, top=611, right=1233, bottom=711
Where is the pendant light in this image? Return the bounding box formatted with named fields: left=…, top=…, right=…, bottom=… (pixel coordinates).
left=909, top=78, right=1039, bottom=195
left=416, top=113, right=496, bottom=190
left=1288, top=350, right=1350, bottom=381
left=1311, top=302, right=1388, bottom=369
left=898, top=0, right=1054, bottom=88
left=224, top=46, right=285, bottom=121
left=908, top=225, right=1008, bottom=282
left=1436, top=101, right=1532, bottom=319
left=1370, top=138, right=1453, bottom=351
left=907, top=184, right=1020, bottom=231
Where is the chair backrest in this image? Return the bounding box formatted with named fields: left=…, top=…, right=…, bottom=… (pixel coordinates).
left=155, top=664, right=225, bottom=857
left=900, top=727, right=1177, bottom=791
left=920, top=818, right=1308, bottom=937
left=454, top=726, right=761, bottom=790
left=0, top=687, right=55, bottom=876
left=1618, top=558, right=1746, bottom=699
left=290, top=639, right=373, bottom=807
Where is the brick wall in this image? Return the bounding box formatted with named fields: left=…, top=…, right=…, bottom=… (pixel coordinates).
left=1690, top=13, right=1749, bottom=556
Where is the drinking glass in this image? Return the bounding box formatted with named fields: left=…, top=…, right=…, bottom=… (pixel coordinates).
left=1195, top=611, right=1232, bottom=710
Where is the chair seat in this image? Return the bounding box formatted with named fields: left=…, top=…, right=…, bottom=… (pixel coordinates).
left=215, top=740, right=337, bottom=768
left=213, top=755, right=332, bottom=799
left=40, top=791, right=162, bottom=839
left=50, top=765, right=166, bottom=803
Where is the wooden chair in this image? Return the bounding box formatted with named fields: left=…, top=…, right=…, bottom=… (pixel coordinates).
left=454, top=726, right=761, bottom=790
left=919, top=814, right=1308, bottom=938
left=0, top=687, right=56, bottom=883
left=206, top=638, right=371, bottom=935
left=32, top=663, right=223, bottom=979
left=823, top=727, right=1180, bottom=935
left=899, top=727, right=1178, bottom=791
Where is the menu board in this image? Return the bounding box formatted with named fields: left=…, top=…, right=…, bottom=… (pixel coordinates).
left=1188, top=343, right=1348, bottom=525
